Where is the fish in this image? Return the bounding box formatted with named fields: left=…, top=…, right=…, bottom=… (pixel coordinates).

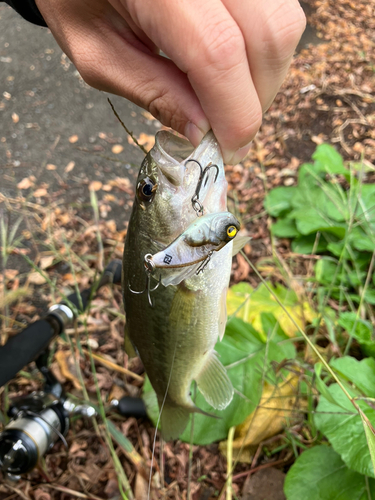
left=122, top=131, right=248, bottom=440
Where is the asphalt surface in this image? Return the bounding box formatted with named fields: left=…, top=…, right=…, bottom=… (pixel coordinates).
left=0, top=5, right=162, bottom=273
left=0, top=5, right=160, bottom=217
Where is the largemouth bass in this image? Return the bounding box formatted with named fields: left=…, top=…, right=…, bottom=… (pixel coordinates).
left=123, top=131, right=245, bottom=440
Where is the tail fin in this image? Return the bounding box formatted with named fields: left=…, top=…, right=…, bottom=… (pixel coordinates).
left=160, top=404, right=191, bottom=441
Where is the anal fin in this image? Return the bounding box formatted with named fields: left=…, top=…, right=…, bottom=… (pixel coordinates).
left=195, top=352, right=233, bottom=410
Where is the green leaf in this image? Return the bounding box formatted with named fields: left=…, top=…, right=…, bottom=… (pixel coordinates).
left=312, top=144, right=347, bottom=175
left=314, top=363, right=347, bottom=410
left=362, top=414, right=375, bottom=477
left=227, top=282, right=315, bottom=338
left=331, top=357, right=375, bottom=396
left=271, top=218, right=300, bottom=238
left=284, top=445, right=375, bottom=500
left=314, top=258, right=344, bottom=286
left=291, top=207, right=346, bottom=237
left=364, top=289, right=375, bottom=305
left=291, top=235, right=328, bottom=254
left=356, top=184, right=375, bottom=226
left=338, top=312, right=374, bottom=345
left=264, top=186, right=297, bottom=217
left=314, top=357, right=375, bottom=477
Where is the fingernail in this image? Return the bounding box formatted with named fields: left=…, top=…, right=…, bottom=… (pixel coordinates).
left=184, top=121, right=209, bottom=147
left=224, top=143, right=252, bottom=165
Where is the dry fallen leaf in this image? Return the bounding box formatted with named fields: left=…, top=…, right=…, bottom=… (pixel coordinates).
left=55, top=350, right=82, bottom=389
left=69, top=134, right=79, bottom=143
left=106, top=219, right=116, bottom=233
left=5, top=269, right=19, bottom=280
left=11, top=112, right=19, bottom=123
left=219, top=374, right=303, bottom=462
left=127, top=132, right=155, bottom=150
left=112, top=144, right=124, bottom=154
left=39, top=255, right=54, bottom=269
left=28, top=272, right=47, bottom=285
left=89, top=180, right=102, bottom=191
left=137, top=132, right=155, bottom=150
left=17, top=177, right=34, bottom=190
left=65, top=161, right=75, bottom=173
left=33, top=188, right=48, bottom=197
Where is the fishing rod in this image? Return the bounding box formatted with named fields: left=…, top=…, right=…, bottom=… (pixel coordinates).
left=0, top=260, right=147, bottom=480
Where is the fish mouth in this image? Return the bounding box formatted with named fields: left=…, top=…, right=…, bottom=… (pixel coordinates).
left=153, top=130, right=223, bottom=188
left=155, top=131, right=194, bottom=163
left=154, top=132, right=194, bottom=186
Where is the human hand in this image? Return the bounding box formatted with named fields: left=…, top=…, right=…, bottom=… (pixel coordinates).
left=35, top=0, right=305, bottom=164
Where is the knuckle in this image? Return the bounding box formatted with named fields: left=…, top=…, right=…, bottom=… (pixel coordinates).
left=146, top=90, right=186, bottom=133
left=193, top=20, right=245, bottom=71
left=264, top=3, right=306, bottom=59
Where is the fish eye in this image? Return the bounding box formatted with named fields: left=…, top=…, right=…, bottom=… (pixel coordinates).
left=137, top=177, right=156, bottom=202
left=226, top=225, right=237, bottom=238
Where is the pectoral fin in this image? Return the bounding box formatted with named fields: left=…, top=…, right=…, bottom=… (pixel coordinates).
left=232, top=235, right=251, bottom=256
left=195, top=351, right=233, bottom=410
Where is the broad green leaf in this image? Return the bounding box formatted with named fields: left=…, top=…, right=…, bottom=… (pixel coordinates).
left=338, top=312, right=374, bottom=345
left=314, top=258, right=344, bottom=286
left=264, top=186, right=296, bottom=217
left=314, top=363, right=347, bottom=410
left=260, top=312, right=289, bottom=344
left=271, top=218, right=299, bottom=238
left=362, top=414, right=375, bottom=476
left=312, top=144, right=347, bottom=175
left=331, top=357, right=375, bottom=396
left=291, top=207, right=346, bottom=237
left=364, top=289, right=375, bottom=305
left=291, top=234, right=328, bottom=254
left=284, top=445, right=375, bottom=500
left=227, top=282, right=315, bottom=338
left=349, top=227, right=375, bottom=252
left=314, top=357, right=375, bottom=477
left=356, top=184, right=375, bottom=225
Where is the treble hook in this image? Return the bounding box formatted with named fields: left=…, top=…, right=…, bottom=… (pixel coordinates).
left=185, top=159, right=219, bottom=217
left=128, top=254, right=161, bottom=307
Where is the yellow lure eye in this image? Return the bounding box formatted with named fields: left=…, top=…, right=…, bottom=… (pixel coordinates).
left=227, top=226, right=237, bottom=238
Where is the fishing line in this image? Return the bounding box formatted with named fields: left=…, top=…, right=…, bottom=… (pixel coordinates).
left=147, top=338, right=178, bottom=500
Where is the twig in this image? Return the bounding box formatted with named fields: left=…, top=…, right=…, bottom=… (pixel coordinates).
left=107, top=98, right=147, bottom=154
left=41, top=483, right=105, bottom=499
left=81, top=348, right=144, bottom=382
left=226, top=426, right=235, bottom=500
left=232, top=455, right=293, bottom=481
